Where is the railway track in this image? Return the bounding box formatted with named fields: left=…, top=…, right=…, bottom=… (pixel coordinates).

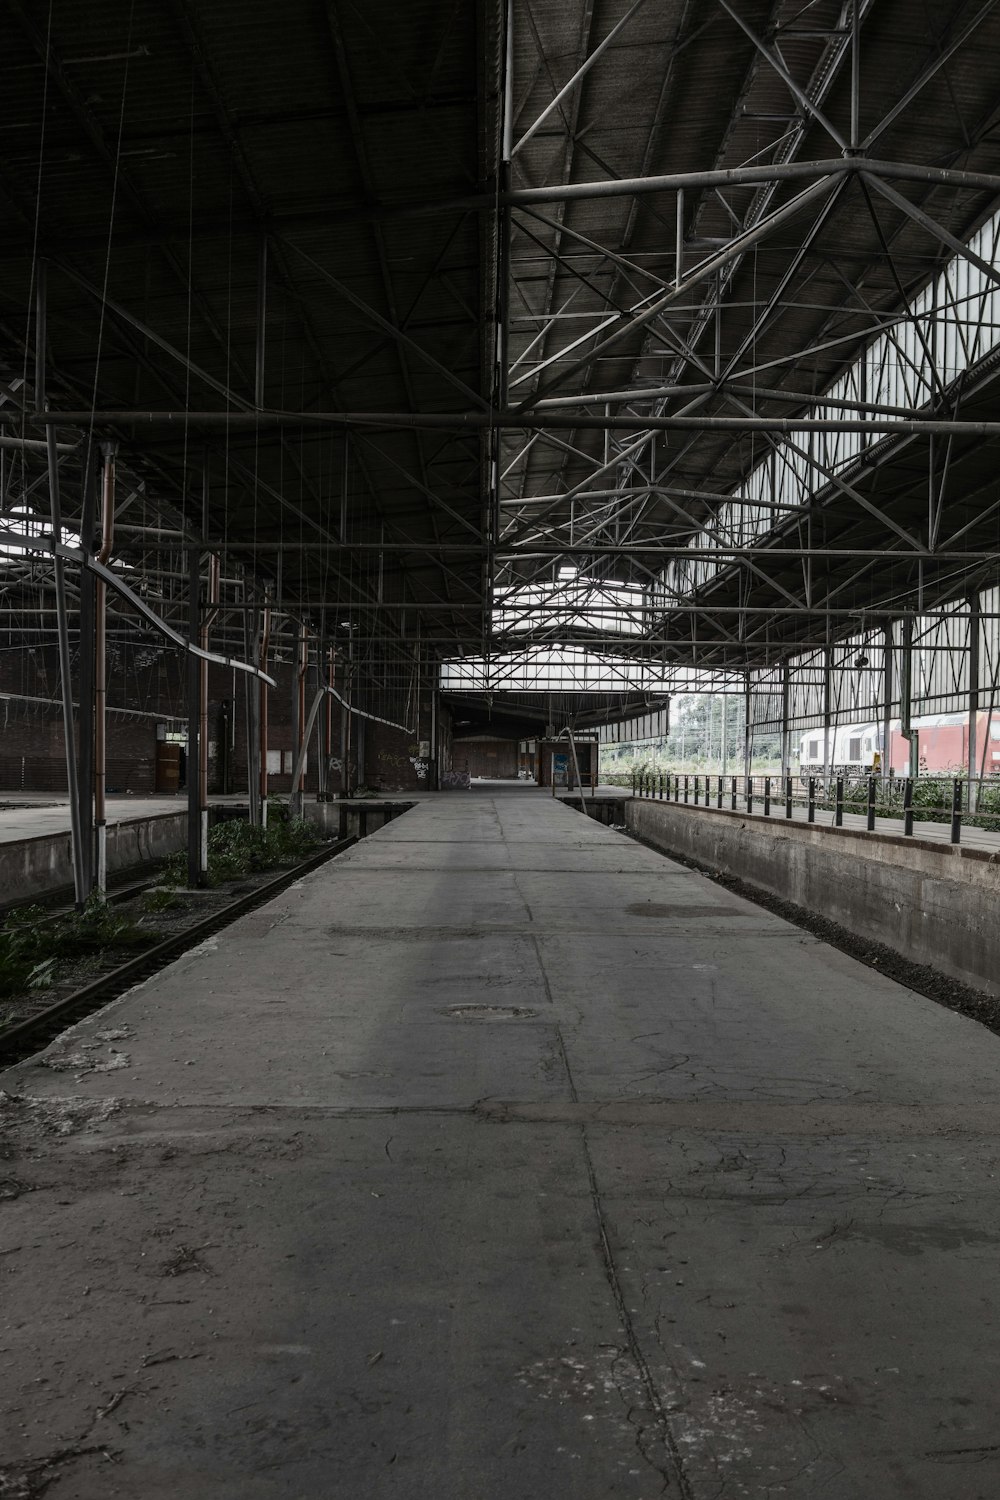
left=0, top=835, right=357, bottom=1067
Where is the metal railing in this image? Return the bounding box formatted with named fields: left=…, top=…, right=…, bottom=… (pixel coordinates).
left=627, top=770, right=1000, bottom=846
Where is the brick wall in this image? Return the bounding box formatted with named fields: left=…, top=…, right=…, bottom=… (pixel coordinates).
left=0, top=645, right=442, bottom=797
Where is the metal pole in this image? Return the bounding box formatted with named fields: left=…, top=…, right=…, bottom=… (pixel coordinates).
left=822, top=645, right=833, bottom=795
left=187, top=548, right=202, bottom=888
left=901, top=617, right=919, bottom=778
left=850, top=0, right=861, bottom=151
left=75, top=442, right=97, bottom=898
left=882, top=619, right=893, bottom=781
left=968, top=590, right=981, bottom=812
left=513, top=0, right=650, bottom=156
left=342, top=648, right=353, bottom=799
left=258, top=598, right=271, bottom=826
left=94, top=443, right=117, bottom=895
left=721, top=692, right=728, bottom=778
left=291, top=622, right=308, bottom=816
left=198, top=552, right=219, bottom=874
left=243, top=595, right=262, bottom=826
left=780, top=664, right=791, bottom=781
left=255, top=236, right=267, bottom=408
left=322, top=648, right=333, bottom=798
left=39, top=274, right=86, bottom=907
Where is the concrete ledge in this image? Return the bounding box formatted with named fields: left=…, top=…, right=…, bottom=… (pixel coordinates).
left=303, top=799, right=414, bottom=840
left=625, top=798, right=1000, bottom=997
left=0, top=812, right=187, bottom=905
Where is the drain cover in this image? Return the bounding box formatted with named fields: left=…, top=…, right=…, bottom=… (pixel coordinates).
left=442, top=1004, right=536, bottom=1021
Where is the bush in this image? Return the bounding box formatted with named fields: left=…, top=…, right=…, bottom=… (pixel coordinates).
left=0, top=896, right=158, bottom=1000
left=159, top=815, right=323, bottom=888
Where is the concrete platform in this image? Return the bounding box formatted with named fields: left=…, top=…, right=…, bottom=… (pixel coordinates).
left=2, top=787, right=1000, bottom=1497
left=631, top=783, right=1000, bottom=851
left=0, top=794, right=195, bottom=847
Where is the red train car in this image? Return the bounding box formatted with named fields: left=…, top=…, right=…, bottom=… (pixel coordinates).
left=799, top=710, right=1000, bottom=779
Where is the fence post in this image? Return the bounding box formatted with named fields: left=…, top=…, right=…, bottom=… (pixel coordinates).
left=746, top=776, right=753, bottom=815
left=694, top=774, right=700, bottom=805
left=951, top=777, right=962, bottom=845
left=835, top=775, right=844, bottom=827
left=763, top=775, right=771, bottom=816
left=903, top=777, right=914, bottom=836
left=867, top=775, right=876, bottom=832
left=785, top=774, right=792, bottom=819
left=730, top=775, right=737, bottom=810
left=808, top=776, right=816, bottom=823
left=717, top=774, right=723, bottom=809
left=684, top=774, right=689, bottom=804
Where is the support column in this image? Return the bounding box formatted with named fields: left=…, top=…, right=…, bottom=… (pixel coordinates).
left=75, top=442, right=98, bottom=898
left=340, top=657, right=353, bottom=799
left=259, top=599, right=271, bottom=827
left=38, top=263, right=86, bottom=906
left=900, top=617, right=918, bottom=778
left=186, top=549, right=202, bottom=889
left=324, top=647, right=335, bottom=796
left=743, top=674, right=752, bottom=781
left=968, top=590, right=981, bottom=810
left=779, top=664, right=791, bottom=780
left=94, top=443, right=118, bottom=895
left=198, top=552, right=219, bottom=872
left=242, top=590, right=262, bottom=826
left=882, top=620, right=893, bottom=781
left=355, top=716, right=366, bottom=793
left=720, top=691, right=728, bottom=778
left=822, top=645, right=833, bottom=788
left=291, top=622, right=308, bottom=817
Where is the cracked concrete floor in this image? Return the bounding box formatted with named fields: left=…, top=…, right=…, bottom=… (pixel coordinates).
left=2, top=788, right=1000, bottom=1497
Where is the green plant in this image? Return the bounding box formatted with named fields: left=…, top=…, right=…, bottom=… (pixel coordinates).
left=159, top=816, right=323, bottom=888
left=142, top=887, right=182, bottom=914
left=27, top=957, right=57, bottom=990
left=53, top=895, right=156, bottom=953
left=0, top=906, right=49, bottom=998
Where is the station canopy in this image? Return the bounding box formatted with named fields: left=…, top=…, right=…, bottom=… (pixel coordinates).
left=3, top=1, right=1000, bottom=731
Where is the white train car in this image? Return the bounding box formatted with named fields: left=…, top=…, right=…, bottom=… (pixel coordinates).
left=798, top=711, right=998, bottom=780
left=798, top=721, right=882, bottom=779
